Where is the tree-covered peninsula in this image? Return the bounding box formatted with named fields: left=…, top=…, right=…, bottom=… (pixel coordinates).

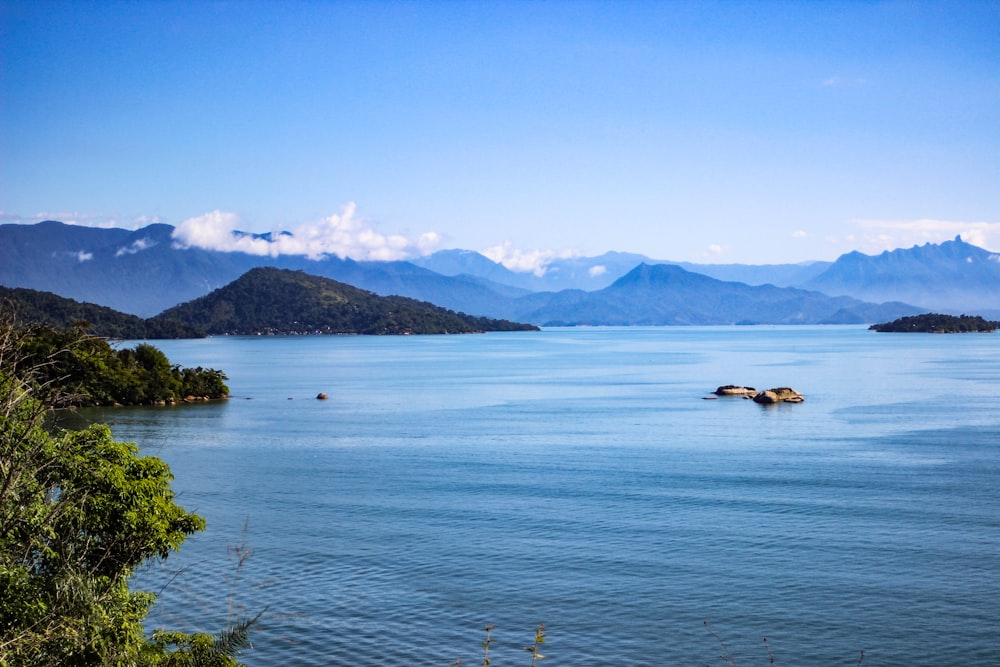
left=152, top=267, right=540, bottom=335
left=12, top=319, right=228, bottom=407
left=869, top=312, right=1000, bottom=333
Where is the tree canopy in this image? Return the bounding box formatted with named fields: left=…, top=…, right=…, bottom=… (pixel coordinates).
left=152, top=267, right=539, bottom=335
left=0, top=315, right=253, bottom=665
left=15, top=321, right=228, bottom=407
left=1, top=286, right=204, bottom=339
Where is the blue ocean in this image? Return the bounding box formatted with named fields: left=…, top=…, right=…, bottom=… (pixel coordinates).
left=82, top=326, right=1000, bottom=666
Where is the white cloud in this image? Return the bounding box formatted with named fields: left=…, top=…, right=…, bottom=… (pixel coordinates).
left=115, top=237, right=157, bottom=257
left=792, top=230, right=807, bottom=238
left=173, top=210, right=248, bottom=251
left=588, top=265, right=607, bottom=277
left=693, top=244, right=728, bottom=261
left=171, top=203, right=441, bottom=261
left=53, top=249, right=94, bottom=263
left=851, top=218, right=1000, bottom=253
left=480, top=241, right=580, bottom=276
left=416, top=232, right=443, bottom=255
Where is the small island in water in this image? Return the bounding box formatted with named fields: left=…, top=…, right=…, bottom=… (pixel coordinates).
left=869, top=313, right=1000, bottom=333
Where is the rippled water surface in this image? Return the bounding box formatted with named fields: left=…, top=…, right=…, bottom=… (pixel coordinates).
left=83, top=327, right=1000, bottom=666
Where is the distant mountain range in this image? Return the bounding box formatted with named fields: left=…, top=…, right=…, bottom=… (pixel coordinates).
left=801, top=236, right=1000, bottom=313
left=3, top=220, right=997, bottom=325
left=411, top=249, right=833, bottom=292
left=498, top=263, right=916, bottom=326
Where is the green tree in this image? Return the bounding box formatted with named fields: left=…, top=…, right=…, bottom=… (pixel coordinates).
left=12, top=321, right=227, bottom=407
left=131, top=343, right=183, bottom=403
left=0, top=315, right=252, bottom=666
left=178, top=367, right=229, bottom=399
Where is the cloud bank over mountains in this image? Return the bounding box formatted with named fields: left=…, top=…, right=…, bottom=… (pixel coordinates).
left=480, top=242, right=581, bottom=276
left=171, top=204, right=442, bottom=262
left=170, top=205, right=582, bottom=275
left=5, top=207, right=999, bottom=275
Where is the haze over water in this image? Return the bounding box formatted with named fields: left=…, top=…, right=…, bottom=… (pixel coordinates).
left=84, top=326, right=1000, bottom=666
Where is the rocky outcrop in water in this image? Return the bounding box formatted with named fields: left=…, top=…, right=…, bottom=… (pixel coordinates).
left=752, top=387, right=804, bottom=404
left=714, top=385, right=757, bottom=397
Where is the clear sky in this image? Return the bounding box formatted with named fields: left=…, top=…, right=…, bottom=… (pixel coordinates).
left=2, top=1, right=998, bottom=271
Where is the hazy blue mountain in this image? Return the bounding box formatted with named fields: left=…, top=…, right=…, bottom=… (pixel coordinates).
left=411, top=249, right=526, bottom=284
left=307, top=259, right=532, bottom=316
left=415, top=248, right=834, bottom=291
left=532, top=252, right=655, bottom=290
left=675, top=260, right=832, bottom=287
left=505, top=263, right=920, bottom=326
left=0, top=220, right=133, bottom=299
left=1, top=221, right=259, bottom=315
left=412, top=249, right=653, bottom=291
left=802, top=236, right=1000, bottom=315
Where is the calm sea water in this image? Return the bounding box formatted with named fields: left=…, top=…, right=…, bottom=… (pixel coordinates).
left=80, top=326, right=1000, bottom=666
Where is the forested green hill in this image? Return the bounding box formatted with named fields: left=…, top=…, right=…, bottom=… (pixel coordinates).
left=153, top=267, right=539, bottom=335
left=0, top=285, right=202, bottom=338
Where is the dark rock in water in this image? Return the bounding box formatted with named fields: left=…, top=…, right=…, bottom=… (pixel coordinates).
left=753, top=387, right=804, bottom=404
left=714, top=385, right=756, bottom=396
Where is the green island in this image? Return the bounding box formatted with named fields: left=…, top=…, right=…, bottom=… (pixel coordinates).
left=152, top=267, right=539, bottom=335
left=0, top=314, right=252, bottom=666
left=869, top=312, right=1000, bottom=333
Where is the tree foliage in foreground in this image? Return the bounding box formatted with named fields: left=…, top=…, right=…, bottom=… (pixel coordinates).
left=0, top=316, right=255, bottom=665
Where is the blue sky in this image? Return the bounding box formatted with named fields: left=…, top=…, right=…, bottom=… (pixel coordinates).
left=2, top=1, right=998, bottom=270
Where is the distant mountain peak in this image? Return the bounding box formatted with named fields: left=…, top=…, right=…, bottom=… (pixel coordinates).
left=805, top=235, right=1000, bottom=313
left=611, top=262, right=719, bottom=288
